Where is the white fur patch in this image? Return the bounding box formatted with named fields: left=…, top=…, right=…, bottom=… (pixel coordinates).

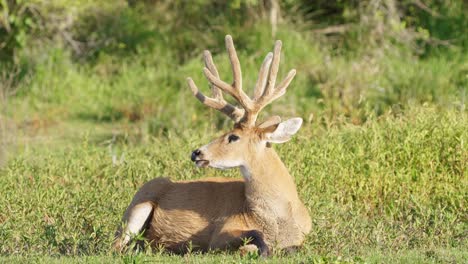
left=209, top=159, right=243, bottom=169
left=121, top=202, right=153, bottom=245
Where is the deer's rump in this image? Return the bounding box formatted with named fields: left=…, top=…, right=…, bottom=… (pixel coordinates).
left=143, top=177, right=250, bottom=253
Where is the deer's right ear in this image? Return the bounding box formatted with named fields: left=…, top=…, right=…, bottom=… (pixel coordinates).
left=262, top=118, right=303, bottom=144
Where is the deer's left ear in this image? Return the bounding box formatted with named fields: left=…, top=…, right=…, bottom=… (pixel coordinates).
left=262, top=118, right=303, bottom=144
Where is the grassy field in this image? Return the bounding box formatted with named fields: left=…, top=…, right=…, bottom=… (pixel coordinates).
left=1, top=0, right=467, bottom=263
left=1, top=107, right=466, bottom=263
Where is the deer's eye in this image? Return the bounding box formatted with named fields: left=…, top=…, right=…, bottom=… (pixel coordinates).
left=228, top=134, right=240, bottom=143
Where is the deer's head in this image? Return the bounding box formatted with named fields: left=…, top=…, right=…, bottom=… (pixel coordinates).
left=187, top=35, right=302, bottom=169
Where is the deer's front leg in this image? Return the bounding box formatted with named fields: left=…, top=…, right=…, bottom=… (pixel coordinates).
left=210, top=229, right=270, bottom=257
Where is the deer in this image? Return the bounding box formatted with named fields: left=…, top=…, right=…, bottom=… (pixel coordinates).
left=113, top=35, right=311, bottom=257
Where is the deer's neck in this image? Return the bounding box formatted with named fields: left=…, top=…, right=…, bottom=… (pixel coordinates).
left=240, top=147, right=300, bottom=204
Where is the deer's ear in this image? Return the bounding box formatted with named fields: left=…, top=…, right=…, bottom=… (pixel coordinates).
left=263, top=118, right=302, bottom=144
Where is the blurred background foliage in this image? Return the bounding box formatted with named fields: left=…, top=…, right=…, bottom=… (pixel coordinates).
left=0, top=0, right=467, bottom=133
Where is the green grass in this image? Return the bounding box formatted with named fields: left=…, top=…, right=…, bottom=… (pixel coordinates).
left=0, top=106, right=466, bottom=263
left=1, top=248, right=466, bottom=263
left=1, top=2, right=467, bottom=262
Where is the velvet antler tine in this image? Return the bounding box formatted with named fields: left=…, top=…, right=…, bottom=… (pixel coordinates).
left=187, top=77, right=220, bottom=109
left=225, top=35, right=242, bottom=90
left=204, top=39, right=253, bottom=111
left=203, top=67, right=236, bottom=95
left=187, top=78, right=243, bottom=122
left=270, top=69, right=296, bottom=101
left=203, top=50, right=223, bottom=100
left=187, top=35, right=295, bottom=128
left=254, top=52, right=273, bottom=101
left=264, top=40, right=282, bottom=96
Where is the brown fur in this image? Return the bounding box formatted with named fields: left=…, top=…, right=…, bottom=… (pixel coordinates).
left=114, top=127, right=311, bottom=255
left=114, top=35, right=311, bottom=256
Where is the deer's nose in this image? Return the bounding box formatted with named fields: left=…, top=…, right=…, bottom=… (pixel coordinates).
left=191, top=149, right=202, bottom=161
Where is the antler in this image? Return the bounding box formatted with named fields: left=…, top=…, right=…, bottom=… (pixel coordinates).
left=187, top=35, right=296, bottom=127
left=187, top=49, right=245, bottom=122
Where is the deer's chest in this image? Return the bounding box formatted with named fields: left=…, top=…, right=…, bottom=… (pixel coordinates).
left=249, top=198, right=305, bottom=247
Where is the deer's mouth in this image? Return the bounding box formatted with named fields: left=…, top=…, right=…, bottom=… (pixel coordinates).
left=195, top=160, right=209, bottom=168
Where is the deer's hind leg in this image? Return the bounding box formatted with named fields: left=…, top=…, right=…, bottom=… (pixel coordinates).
left=113, top=177, right=171, bottom=252
left=113, top=201, right=154, bottom=252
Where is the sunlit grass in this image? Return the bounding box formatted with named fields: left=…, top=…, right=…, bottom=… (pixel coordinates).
left=0, top=106, right=466, bottom=262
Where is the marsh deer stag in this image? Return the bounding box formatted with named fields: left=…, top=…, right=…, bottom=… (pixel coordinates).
left=113, top=35, right=311, bottom=256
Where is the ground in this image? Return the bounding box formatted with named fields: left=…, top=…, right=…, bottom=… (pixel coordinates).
left=0, top=107, right=466, bottom=263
